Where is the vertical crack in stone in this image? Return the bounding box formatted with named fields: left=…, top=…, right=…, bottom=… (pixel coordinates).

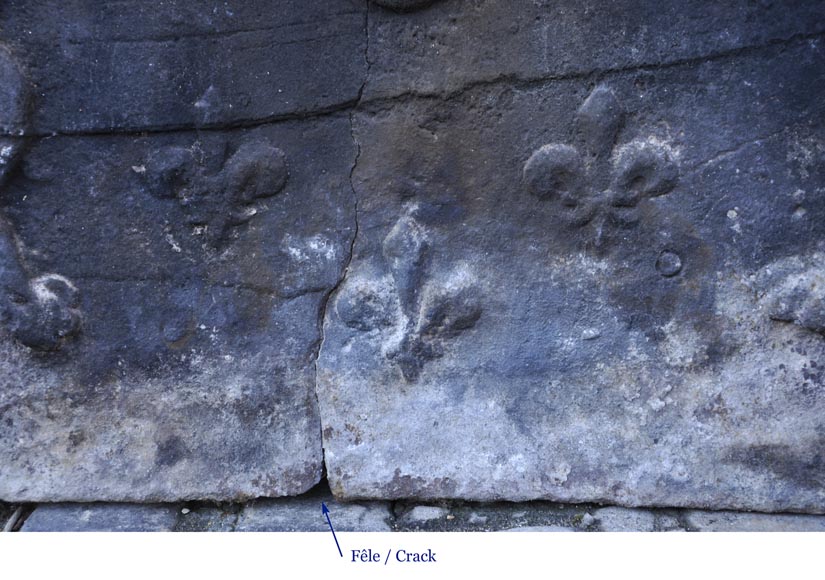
left=1, top=504, right=35, bottom=532
left=310, top=0, right=370, bottom=482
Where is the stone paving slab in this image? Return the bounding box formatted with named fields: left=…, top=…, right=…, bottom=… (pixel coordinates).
left=21, top=503, right=178, bottom=532
left=11, top=493, right=825, bottom=532
left=236, top=491, right=393, bottom=532
left=683, top=510, right=825, bottom=532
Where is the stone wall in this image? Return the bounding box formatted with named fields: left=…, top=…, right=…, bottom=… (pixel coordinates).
left=0, top=0, right=824, bottom=517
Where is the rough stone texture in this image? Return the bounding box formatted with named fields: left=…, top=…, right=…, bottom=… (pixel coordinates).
left=0, top=1, right=367, bottom=133
left=684, top=510, right=825, bottom=532
left=21, top=504, right=178, bottom=532
left=505, top=525, right=579, bottom=532
left=400, top=505, right=449, bottom=523
left=371, top=0, right=440, bottom=12
left=173, top=505, right=240, bottom=532
left=15, top=493, right=825, bottom=531
left=1, top=0, right=825, bottom=512
left=592, top=507, right=656, bottom=532
left=236, top=488, right=392, bottom=532
left=0, top=118, right=355, bottom=501
left=0, top=7, right=357, bottom=499
left=317, top=1, right=825, bottom=512
left=392, top=501, right=592, bottom=532
left=391, top=501, right=694, bottom=531
left=363, top=0, right=825, bottom=101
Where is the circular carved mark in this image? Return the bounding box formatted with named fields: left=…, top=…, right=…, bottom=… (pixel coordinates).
left=656, top=250, right=682, bottom=277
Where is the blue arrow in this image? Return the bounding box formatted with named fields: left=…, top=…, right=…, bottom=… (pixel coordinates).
left=322, top=502, right=343, bottom=557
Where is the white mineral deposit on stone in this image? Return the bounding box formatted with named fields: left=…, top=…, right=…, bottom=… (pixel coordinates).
left=404, top=506, right=448, bottom=522
left=579, top=512, right=596, bottom=528
left=165, top=233, right=182, bottom=253
left=283, top=233, right=339, bottom=262
left=30, top=274, right=76, bottom=304
left=467, top=512, right=487, bottom=525
left=581, top=328, right=601, bottom=340
left=549, top=463, right=571, bottom=485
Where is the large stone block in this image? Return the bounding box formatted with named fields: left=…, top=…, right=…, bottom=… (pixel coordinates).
left=2, top=0, right=824, bottom=512
left=0, top=115, right=355, bottom=501
left=363, top=0, right=825, bottom=101
left=0, top=0, right=367, bottom=133
left=317, top=2, right=825, bottom=512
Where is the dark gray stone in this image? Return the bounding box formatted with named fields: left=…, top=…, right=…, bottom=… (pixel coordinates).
left=371, top=0, right=440, bottom=12
left=21, top=503, right=178, bottom=532
left=317, top=2, right=825, bottom=512
left=0, top=117, right=355, bottom=501
left=1, top=503, right=23, bottom=532
left=363, top=0, right=825, bottom=101
left=0, top=0, right=367, bottom=133
left=2, top=0, right=825, bottom=513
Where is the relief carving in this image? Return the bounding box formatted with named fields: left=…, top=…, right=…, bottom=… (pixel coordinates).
left=143, top=140, right=288, bottom=247
left=0, top=45, right=81, bottom=351
left=336, top=206, right=482, bottom=382
left=523, top=85, right=680, bottom=247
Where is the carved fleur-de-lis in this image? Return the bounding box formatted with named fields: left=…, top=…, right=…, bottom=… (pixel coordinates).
left=144, top=140, right=288, bottom=247
left=0, top=45, right=83, bottom=352
left=523, top=86, right=679, bottom=247
left=336, top=207, right=482, bottom=382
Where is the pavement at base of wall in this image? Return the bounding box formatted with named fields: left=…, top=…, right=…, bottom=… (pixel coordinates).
left=4, top=483, right=824, bottom=532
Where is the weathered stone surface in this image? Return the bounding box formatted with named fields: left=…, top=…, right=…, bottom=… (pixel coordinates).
left=684, top=510, right=825, bottom=532
left=371, top=0, right=440, bottom=12
left=317, top=2, right=825, bottom=512
left=400, top=505, right=449, bottom=523
left=392, top=501, right=593, bottom=531
left=592, top=507, right=656, bottom=532
left=21, top=504, right=178, bottom=532
left=0, top=0, right=367, bottom=133
left=174, top=505, right=240, bottom=532
left=2, top=0, right=825, bottom=513
left=504, top=525, right=579, bottom=532
left=0, top=114, right=355, bottom=500
left=12, top=490, right=825, bottom=531
left=364, top=0, right=825, bottom=101
left=236, top=488, right=392, bottom=531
